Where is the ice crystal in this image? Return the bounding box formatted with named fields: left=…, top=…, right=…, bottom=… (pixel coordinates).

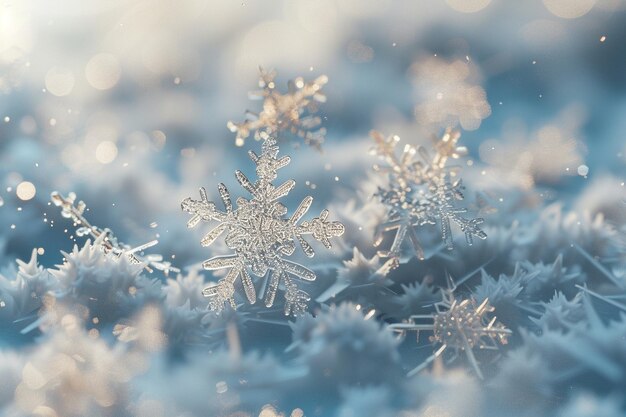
left=370, top=129, right=486, bottom=267
left=390, top=279, right=510, bottom=379
left=51, top=191, right=178, bottom=275
left=227, top=68, right=328, bottom=149
left=181, top=137, right=344, bottom=315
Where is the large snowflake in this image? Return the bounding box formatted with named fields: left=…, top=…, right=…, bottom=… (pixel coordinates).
left=370, top=129, right=487, bottom=267
left=227, top=68, right=328, bottom=150
left=181, top=137, right=344, bottom=315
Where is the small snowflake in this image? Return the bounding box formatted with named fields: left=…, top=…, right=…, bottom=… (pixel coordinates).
left=370, top=129, right=486, bottom=267
left=390, top=278, right=510, bottom=379
left=227, top=67, right=328, bottom=149
left=181, top=137, right=344, bottom=315
left=51, top=191, right=178, bottom=275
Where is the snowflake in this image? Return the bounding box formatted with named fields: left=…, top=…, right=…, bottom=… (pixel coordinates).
left=390, top=277, right=510, bottom=379
left=51, top=191, right=178, bottom=275
left=370, top=129, right=486, bottom=267
left=227, top=68, right=328, bottom=149
left=181, top=137, right=344, bottom=316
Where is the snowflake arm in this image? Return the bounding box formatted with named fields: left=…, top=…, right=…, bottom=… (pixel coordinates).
left=421, top=178, right=487, bottom=249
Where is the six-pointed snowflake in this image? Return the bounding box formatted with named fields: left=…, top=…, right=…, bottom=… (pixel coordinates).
left=370, top=129, right=487, bottom=267
left=390, top=277, right=510, bottom=379
left=181, top=137, right=344, bottom=315
left=227, top=68, right=328, bottom=149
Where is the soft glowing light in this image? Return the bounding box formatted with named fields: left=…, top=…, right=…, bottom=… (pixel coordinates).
left=85, top=53, right=121, bottom=90
left=543, top=0, right=596, bottom=18
left=45, top=67, right=75, bottom=97
left=0, top=4, right=32, bottom=57
left=95, top=141, right=118, bottom=164
left=16, top=181, right=36, bottom=200
left=577, top=164, right=589, bottom=176
left=445, top=0, right=491, bottom=13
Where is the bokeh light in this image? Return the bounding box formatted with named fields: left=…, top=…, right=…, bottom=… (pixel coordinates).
left=85, top=53, right=121, bottom=90
left=16, top=181, right=36, bottom=200
left=95, top=141, right=118, bottom=164
left=543, top=0, right=597, bottom=18
left=45, top=67, right=75, bottom=97
left=445, top=0, right=492, bottom=13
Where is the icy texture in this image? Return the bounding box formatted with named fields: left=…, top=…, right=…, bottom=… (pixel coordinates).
left=370, top=129, right=486, bottom=267
left=227, top=68, right=328, bottom=149
left=182, top=137, right=344, bottom=315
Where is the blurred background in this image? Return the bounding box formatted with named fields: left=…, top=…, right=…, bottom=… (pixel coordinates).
left=0, top=0, right=625, bottom=283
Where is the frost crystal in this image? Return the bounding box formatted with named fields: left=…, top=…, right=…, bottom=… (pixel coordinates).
left=227, top=68, right=328, bottom=149
left=390, top=278, right=510, bottom=379
left=181, top=137, right=344, bottom=315
left=370, top=129, right=486, bottom=267
left=51, top=191, right=178, bottom=275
